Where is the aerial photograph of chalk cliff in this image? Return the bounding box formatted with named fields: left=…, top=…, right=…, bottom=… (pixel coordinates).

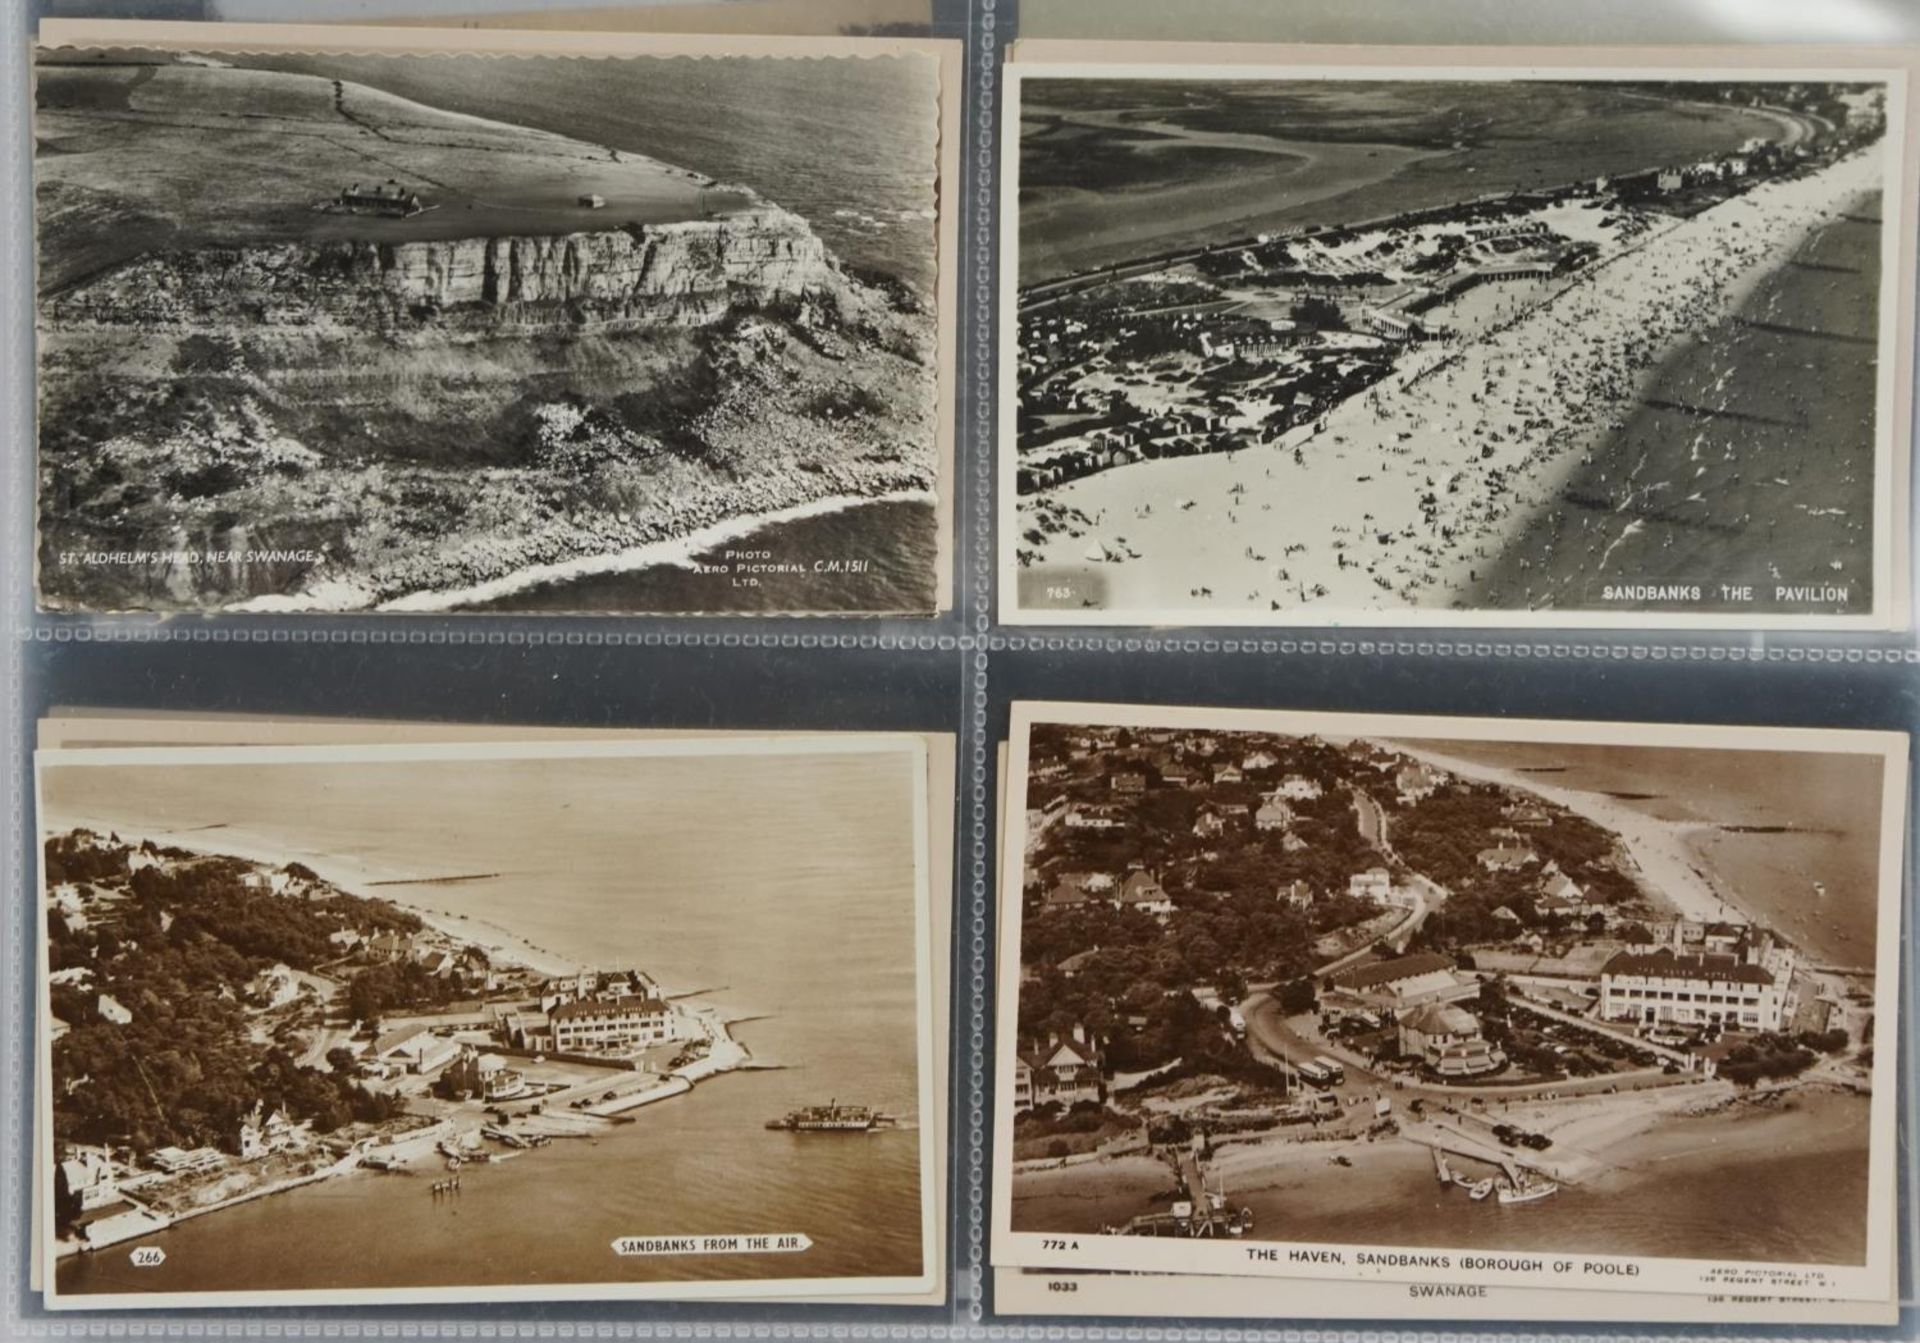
left=1006, top=70, right=1899, bottom=625
left=34, top=43, right=944, bottom=614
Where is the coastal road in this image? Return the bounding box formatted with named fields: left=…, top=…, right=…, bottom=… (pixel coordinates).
left=1243, top=991, right=1692, bottom=1106
left=1352, top=788, right=1390, bottom=852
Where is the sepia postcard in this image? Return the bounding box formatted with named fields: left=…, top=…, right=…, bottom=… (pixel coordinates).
left=34, top=19, right=960, bottom=616
left=998, top=44, right=1919, bottom=629
left=36, top=734, right=939, bottom=1308
left=992, top=702, right=1905, bottom=1303
left=27, top=712, right=955, bottom=1309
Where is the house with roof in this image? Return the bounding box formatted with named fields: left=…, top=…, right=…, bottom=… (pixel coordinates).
left=1109, top=771, right=1148, bottom=795
left=1063, top=805, right=1124, bottom=832
left=1323, top=952, right=1477, bottom=1015
left=1011, top=1056, right=1034, bottom=1111
left=1241, top=749, right=1281, bottom=772
left=1398, top=1002, right=1504, bottom=1077
left=1278, top=880, right=1316, bottom=910
left=1476, top=845, right=1537, bottom=873
left=1046, top=871, right=1113, bottom=910
left=499, top=1009, right=551, bottom=1051
left=442, top=1044, right=528, bottom=1102
left=1598, top=949, right=1782, bottom=1031
left=1014, top=1027, right=1105, bottom=1112
left=372, top=1024, right=461, bottom=1075
left=1116, top=869, right=1173, bottom=918
left=247, top=963, right=301, bottom=1009
left=238, top=1101, right=314, bottom=1160
left=1274, top=775, right=1323, bottom=800
left=1057, top=948, right=1102, bottom=979
left=364, top=929, right=418, bottom=963
left=1254, top=798, right=1295, bottom=832
left=1701, top=921, right=1745, bottom=955
left=1347, top=867, right=1393, bottom=902
left=96, top=994, right=132, bottom=1026
left=58, top=1145, right=125, bottom=1212
left=1533, top=871, right=1606, bottom=922
left=1395, top=762, right=1443, bottom=803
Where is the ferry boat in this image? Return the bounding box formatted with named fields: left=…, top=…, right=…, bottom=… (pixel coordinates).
left=765, top=1101, right=897, bottom=1132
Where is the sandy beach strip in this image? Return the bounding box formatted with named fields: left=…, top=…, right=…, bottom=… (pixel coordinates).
left=1379, top=743, right=1736, bottom=925
left=375, top=487, right=937, bottom=614
left=1023, top=149, right=1884, bottom=618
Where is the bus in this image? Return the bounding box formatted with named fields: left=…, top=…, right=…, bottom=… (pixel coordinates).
left=1312, top=1056, right=1348, bottom=1086
left=1293, top=1059, right=1335, bottom=1088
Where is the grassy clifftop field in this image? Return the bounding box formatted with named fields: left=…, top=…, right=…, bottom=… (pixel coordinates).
left=35, top=56, right=936, bottom=613
left=36, top=58, right=750, bottom=290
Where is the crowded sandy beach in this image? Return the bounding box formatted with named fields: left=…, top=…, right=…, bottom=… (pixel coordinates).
left=1015, top=146, right=1886, bottom=619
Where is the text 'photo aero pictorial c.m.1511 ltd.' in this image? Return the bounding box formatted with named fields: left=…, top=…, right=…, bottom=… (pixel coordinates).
left=999, top=47, right=1920, bottom=629
left=32, top=22, right=958, bottom=617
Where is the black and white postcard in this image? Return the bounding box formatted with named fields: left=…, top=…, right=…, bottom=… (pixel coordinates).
left=37, top=735, right=938, bottom=1307
left=992, top=703, right=1905, bottom=1305
left=999, top=45, right=1919, bottom=629
left=34, top=21, right=958, bottom=615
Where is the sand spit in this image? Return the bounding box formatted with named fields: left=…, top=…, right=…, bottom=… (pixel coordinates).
left=48, top=816, right=583, bottom=977
left=1025, top=150, right=1884, bottom=618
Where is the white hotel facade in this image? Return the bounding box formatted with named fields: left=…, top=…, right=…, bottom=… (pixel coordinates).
left=1598, top=949, right=1784, bottom=1032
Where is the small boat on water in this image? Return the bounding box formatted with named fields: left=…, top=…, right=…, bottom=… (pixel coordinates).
left=482, top=1125, right=529, bottom=1149
left=1464, top=1178, right=1496, bottom=1202
left=1497, top=1176, right=1558, bottom=1205
left=766, top=1100, right=898, bottom=1132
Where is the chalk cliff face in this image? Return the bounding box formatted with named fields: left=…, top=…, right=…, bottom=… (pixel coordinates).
left=48, top=208, right=852, bottom=331
left=37, top=203, right=935, bottom=613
